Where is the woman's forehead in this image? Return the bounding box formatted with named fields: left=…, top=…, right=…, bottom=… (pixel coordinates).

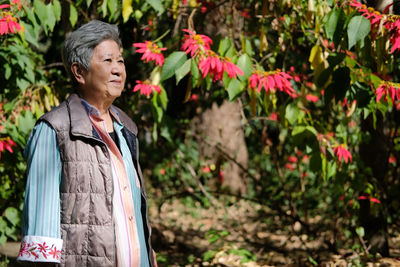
left=94, top=40, right=123, bottom=56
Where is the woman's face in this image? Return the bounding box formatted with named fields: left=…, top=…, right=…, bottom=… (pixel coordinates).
left=79, top=39, right=126, bottom=103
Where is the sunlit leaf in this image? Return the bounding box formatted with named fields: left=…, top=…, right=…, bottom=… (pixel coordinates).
left=122, top=0, right=133, bottom=22
left=161, top=51, right=187, bottom=81
left=227, top=79, right=245, bottom=101
left=175, top=59, right=191, bottom=85
left=69, top=4, right=78, bottom=27
left=146, top=0, right=165, bottom=15
left=347, top=15, right=370, bottom=49
left=237, top=54, right=253, bottom=82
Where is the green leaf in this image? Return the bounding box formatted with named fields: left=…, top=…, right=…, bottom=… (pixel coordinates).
left=16, top=78, right=30, bottom=91
left=308, top=257, right=318, bottom=266
left=151, top=95, right=163, bottom=123
left=285, top=103, right=302, bottom=125
left=218, top=37, right=232, bottom=56
left=134, top=9, right=143, bottom=20
left=21, top=22, right=39, bottom=47
left=107, top=0, right=119, bottom=20
left=324, top=8, right=346, bottom=46
left=159, top=86, right=168, bottom=109
left=236, top=54, right=252, bottom=82
left=356, top=226, right=365, bottom=237
left=175, top=59, right=191, bottom=85
left=227, top=79, right=245, bottom=101
left=347, top=15, right=371, bottom=49
left=292, top=125, right=317, bottom=136
left=46, top=3, right=56, bottom=31
left=350, top=82, right=373, bottom=108
left=52, top=0, right=62, bottom=22
left=191, top=58, right=200, bottom=88
left=86, top=0, right=93, bottom=7
left=69, top=4, right=78, bottom=27
left=4, top=207, right=20, bottom=226
left=146, top=0, right=165, bottom=15
left=34, top=0, right=48, bottom=35
left=101, top=0, right=108, bottom=17
left=244, top=38, right=254, bottom=57
left=4, top=64, right=11, bottom=80
left=203, top=250, right=217, bottom=262
left=17, top=110, right=36, bottom=137
left=327, top=160, right=337, bottom=179
left=161, top=52, right=187, bottom=81
left=0, top=234, right=6, bottom=246
left=325, top=9, right=340, bottom=39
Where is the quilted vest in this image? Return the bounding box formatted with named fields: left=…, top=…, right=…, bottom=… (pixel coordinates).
left=38, top=93, right=154, bottom=267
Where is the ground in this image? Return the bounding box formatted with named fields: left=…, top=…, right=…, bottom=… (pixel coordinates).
left=1, top=196, right=400, bottom=266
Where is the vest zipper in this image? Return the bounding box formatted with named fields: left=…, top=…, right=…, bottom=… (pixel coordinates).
left=71, top=134, right=116, bottom=265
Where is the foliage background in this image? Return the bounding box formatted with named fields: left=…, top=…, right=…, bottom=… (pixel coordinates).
left=1, top=0, right=400, bottom=265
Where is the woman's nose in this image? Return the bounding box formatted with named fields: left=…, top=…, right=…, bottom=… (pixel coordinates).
left=112, top=62, right=124, bottom=76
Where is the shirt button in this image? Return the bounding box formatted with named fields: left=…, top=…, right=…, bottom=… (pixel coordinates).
left=129, top=216, right=134, bottom=221
left=123, top=185, right=128, bottom=190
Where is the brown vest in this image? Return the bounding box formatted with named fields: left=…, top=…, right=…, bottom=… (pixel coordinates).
left=39, top=93, right=154, bottom=267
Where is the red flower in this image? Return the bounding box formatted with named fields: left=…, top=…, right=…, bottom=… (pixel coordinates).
left=385, top=18, right=400, bottom=53
left=248, top=71, right=296, bottom=97
left=189, top=94, right=198, bottom=101
left=370, top=197, right=381, bottom=204
left=306, top=94, right=319, bottom=103
left=201, top=166, right=211, bottom=173
left=0, top=138, right=17, bottom=159
left=285, top=163, right=295, bottom=170
left=376, top=82, right=400, bottom=107
left=198, top=52, right=224, bottom=81
left=358, top=195, right=381, bottom=204
left=224, top=59, right=244, bottom=79
left=350, top=1, right=383, bottom=27
left=333, top=144, right=352, bottom=163
left=0, top=14, right=22, bottom=35
left=389, top=156, right=396, bottom=164
left=0, top=4, right=10, bottom=9
left=181, top=29, right=212, bottom=57
left=133, top=80, right=161, bottom=97
left=288, top=155, right=298, bottom=163
left=159, top=168, right=166, bottom=175
left=301, top=172, right=308, bottom=178
left=269, top=112, right=278, bottom=121
left=241, top=10, right=251, bottom=19
left=48, top=246, right=61, bottom=260
left=133, top=41, right=166, bottom=66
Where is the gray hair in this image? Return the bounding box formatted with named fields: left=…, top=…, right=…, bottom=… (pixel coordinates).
left=62, top=20, right=122, bottom=81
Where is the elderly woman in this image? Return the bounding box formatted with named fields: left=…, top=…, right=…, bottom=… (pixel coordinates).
left=17, top=20, right=156, bottom=267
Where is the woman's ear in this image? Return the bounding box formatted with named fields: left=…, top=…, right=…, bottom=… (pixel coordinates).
left=71, top=63, right=87, bottom=85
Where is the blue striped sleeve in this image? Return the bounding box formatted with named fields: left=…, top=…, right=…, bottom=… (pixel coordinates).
left=18, top=121, right=63, bottom=263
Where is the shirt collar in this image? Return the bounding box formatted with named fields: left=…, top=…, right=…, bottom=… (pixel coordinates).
left=80, top=98, right=122, bottom=125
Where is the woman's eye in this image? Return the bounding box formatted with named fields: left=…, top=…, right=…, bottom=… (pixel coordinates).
left=118, top=60, right=124, bottom=64
left=105, top=58, right=112, bottom=62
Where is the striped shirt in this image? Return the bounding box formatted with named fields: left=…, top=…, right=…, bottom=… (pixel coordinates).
left=17, top=100, right=149, bottom=266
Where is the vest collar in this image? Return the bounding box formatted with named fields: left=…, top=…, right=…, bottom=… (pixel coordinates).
left=66, top=93, right=138, bottom=138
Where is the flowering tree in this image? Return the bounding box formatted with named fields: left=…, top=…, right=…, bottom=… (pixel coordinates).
left=1, top=0, right=400, bottom=262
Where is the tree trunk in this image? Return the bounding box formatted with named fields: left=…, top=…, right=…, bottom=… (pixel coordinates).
left=192, top=100, right=248, bottom=195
